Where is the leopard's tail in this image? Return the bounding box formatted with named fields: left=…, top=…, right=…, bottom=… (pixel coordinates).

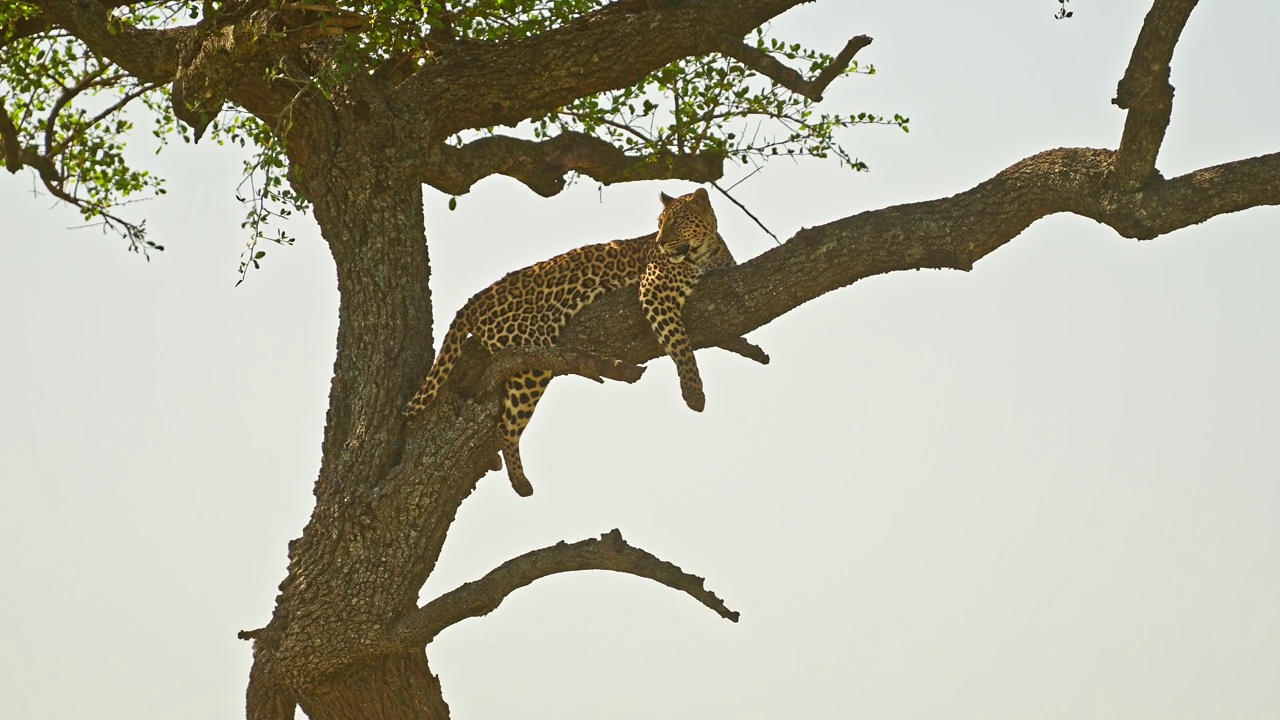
left=403, top=307, right=471, bottom=416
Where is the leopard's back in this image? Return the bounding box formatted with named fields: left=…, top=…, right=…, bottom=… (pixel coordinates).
left=465, top=236, right=653, bottom=350
left=402, top=235, right=654, bottom=414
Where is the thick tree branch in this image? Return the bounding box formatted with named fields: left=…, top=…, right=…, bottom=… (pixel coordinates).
left=550, top=148, right=1280, bottom=377
left=714, top=34, right=872, bottom=101
left=394, top=0, right=812, bottom=141
left=1110, top=0, right=1198, bottom=190
left=712, top=335, right=770, bottom=365
left=169, top=3, right=368, bottom=138
left=1, top=0, right=135, bottom=49
left=29, top=0, right=191, bottom=84
left=422, top=132, right=725, bottom=197
left=393, top=529, right=739, bottom=648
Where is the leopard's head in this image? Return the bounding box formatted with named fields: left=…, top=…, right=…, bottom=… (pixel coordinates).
left=656, top=188, right=718, bottom=264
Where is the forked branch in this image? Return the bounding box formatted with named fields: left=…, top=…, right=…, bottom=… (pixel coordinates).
left=393, top=529, right=739, bottom=648
left=715, top=34, right=873, bottom=102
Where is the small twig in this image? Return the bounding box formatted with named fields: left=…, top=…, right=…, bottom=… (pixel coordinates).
left=724, top=164, right=762, bottom=193
left=52, top=82, right=156, bottom=156
left=711, top=180, right=780, bottom=245
left=711, top=336, right=770, bottom=365
left=715, top=33, right=873, bottom=102
left=45, top=68, right=109, bottom=155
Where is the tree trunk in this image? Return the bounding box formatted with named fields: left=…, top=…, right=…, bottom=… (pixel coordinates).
left=243, top=129, right=500, bottom=718
left=305, top=653, right=451, bottom=720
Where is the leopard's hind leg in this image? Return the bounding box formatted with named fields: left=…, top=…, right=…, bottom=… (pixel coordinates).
left=499, top=368, right=554, bottom=496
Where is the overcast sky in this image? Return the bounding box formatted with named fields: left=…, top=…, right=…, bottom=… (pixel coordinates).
left=2, top=2, right=1277, bottom=719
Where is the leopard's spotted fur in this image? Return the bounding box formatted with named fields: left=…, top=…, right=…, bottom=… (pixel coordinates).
left=403, top=188, right=735, bottom=496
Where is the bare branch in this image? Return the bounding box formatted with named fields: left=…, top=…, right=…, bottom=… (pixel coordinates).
left=555, top=148, right=1280, bottom=375
left=1110, top=0, right=1199, bottom=190
left=712, top=180, right=780, bottom=244
left=712, top=336, right=770, bottom=365
left=393, top=529, right=738, bottom=647
left=714, top=34, right=873, bottom=102
left=422, top=132, right=725, bottom=197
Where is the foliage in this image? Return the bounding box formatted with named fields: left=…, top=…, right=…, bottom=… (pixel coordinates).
left=1, top=0, right=906, bottom=272
left=1, top=0, right=170, bottom=254
left=536, top=28, right=907, bottom=173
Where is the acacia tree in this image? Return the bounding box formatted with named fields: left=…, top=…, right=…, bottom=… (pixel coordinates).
left=2, top=0, right=1277, bottom=718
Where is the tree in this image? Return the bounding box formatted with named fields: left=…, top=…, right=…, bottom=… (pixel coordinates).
left=2, top=1, right=1277, bottom=719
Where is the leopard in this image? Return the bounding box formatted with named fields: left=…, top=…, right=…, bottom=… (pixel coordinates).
left=402, top=188, right=736, bottom=497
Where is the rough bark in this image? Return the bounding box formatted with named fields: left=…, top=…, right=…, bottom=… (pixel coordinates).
left=12, top=1, right=1280, bottom=718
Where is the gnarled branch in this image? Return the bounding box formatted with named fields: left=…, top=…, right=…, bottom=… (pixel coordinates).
left=714, top=34, right=872, bottom=101
left=2, top=0, right=136, bottom=49
left=393, top=529, right=738, bottom=648
left=422, top=131, right=725, bottom=197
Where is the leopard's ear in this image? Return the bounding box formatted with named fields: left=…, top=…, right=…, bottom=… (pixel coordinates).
left=660, top=191, right=676, bottom=207
left=692, top=187, right=710, bottom=203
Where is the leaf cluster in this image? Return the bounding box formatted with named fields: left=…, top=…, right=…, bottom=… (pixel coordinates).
left=536, top=28, right=907, bottom=174
left=1, top=1, right=177, bottom=254
left=2, top=1, right=906, bottom=274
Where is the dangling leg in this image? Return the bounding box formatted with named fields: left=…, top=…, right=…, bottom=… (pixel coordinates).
left=652, top=312, right=704, bottom=411
left=499, top=368, right=554, bottom=496
left=662, top=317, right=704, bottom=412
left=640, top=263, right=705, bottom=412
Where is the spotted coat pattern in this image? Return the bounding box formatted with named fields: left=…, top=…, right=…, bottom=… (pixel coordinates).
left=403, top=188, right=735, bottom=496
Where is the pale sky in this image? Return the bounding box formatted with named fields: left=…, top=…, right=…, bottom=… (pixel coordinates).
left=2, top=2, right=1277, bottom=719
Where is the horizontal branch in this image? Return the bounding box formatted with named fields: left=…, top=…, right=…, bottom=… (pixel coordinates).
left=1110, top=0, right=1199, bottom=190
left=394, top=0, right=811, bottom=140
left=551, top=148, right=1280, bottom=379
left=30, top=0, right=191, bottom=85
left=714, top=34, right=872, bottom=101
left=393, top=529, right=739, bottom=648
left=422, top=132, right=725, bottom=197
left=2, top=0, right=137, bottom=49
